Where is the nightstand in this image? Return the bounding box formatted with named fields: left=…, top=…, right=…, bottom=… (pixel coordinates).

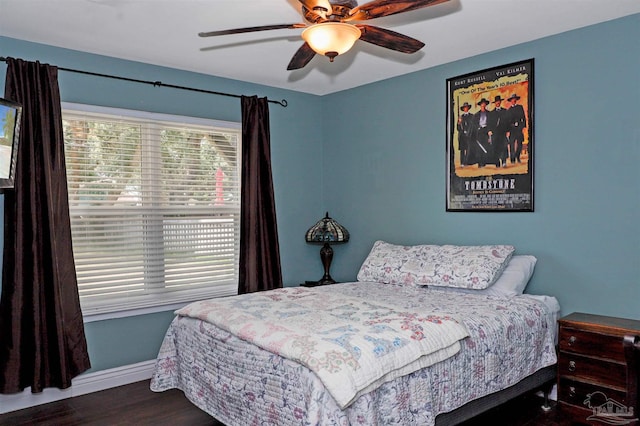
left=557, top=312, right=640, bottom=425
left=300, top=280, right=337, bottom=287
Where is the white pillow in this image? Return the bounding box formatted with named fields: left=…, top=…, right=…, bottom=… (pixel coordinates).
left=487, top=255, right=537, bottom=296
left=431, top=255, right=537, bottom=297
left=356, top=241, right=515, bottom=289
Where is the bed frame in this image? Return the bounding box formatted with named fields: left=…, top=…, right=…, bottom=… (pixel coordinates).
left=435, top=364, right=556, bottom=425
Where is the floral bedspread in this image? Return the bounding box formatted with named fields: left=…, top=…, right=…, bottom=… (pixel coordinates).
left=174, top=286, right=469, bottom=409
left=151, top=282, right=558, bottom=426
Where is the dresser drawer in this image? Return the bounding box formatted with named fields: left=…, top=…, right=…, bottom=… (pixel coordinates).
left=559, top=326, right=627, bottom=362
left=558, top=377, right=629, bottom=408
left=558, top=352, right=627, bottom=389
left=557, top=401, right=594, bottom=425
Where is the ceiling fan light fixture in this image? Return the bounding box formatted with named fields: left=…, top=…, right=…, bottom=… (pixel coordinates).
left=301, top=22, right=361, bottom=61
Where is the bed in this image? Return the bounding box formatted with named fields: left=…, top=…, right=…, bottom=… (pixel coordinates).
left=150, top=242, right=559, bottom=425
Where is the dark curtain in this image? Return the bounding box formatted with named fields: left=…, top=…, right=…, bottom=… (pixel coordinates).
left=0, top=58, right=91, bottom=394
left=238, top=96, right=283, bottom=294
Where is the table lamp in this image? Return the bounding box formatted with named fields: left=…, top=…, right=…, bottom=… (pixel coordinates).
left=305, top=212, right=349, bottom=285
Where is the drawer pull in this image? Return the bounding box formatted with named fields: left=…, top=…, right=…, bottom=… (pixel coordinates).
left=568, top=360, right=576, bottom=372
left=568, top=335, right=577, bottom=345
left=569, top=386, right=576, bottom=397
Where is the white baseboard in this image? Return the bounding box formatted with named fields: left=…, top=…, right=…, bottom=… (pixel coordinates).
left=0, top=359, right=156, bottom=415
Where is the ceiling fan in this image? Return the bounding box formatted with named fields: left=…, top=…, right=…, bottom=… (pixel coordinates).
left=199, top=0, right=450, bottom=70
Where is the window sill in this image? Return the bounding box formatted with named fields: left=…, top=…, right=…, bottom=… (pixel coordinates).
left=82, top=302, right=191, bottom=323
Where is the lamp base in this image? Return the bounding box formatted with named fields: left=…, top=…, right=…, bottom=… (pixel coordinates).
left=319, top=242, right=335, bottom=285
left=317, top=276, right=336, bottom=285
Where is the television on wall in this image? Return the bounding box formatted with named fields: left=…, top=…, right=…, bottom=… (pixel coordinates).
left=0, top=97, right=22, bottom=189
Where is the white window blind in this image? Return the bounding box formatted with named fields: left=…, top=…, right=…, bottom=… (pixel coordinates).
left=62, top=104, right=241, bottom=315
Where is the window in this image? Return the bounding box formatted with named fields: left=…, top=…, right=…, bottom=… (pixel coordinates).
left=62, top=103, right=241, bottom=316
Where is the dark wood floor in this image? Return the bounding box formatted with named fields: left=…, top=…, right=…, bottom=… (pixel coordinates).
left=0, top=380, right=575, bottom=425
left=458, top=393, right=572, bottom=426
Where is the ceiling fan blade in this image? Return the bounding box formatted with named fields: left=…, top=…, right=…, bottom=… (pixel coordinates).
left=297, top=0, right=333, bottom=15
left=349, top=0, right=450, bottom=21
left=357, top=25, right=425, bottom=53
left=199, top=23, right=306, bottom=37
left=287, top=43, right=317, bottom=70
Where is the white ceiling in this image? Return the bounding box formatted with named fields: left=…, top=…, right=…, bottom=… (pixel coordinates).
left=1, top=0, right=639, bottom=96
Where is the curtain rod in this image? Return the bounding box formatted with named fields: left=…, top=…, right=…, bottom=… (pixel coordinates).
left=0, top=56, right=288, bottom=107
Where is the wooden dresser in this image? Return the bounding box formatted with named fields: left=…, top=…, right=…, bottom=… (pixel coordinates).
left=558, top=312, right=640, bottom=425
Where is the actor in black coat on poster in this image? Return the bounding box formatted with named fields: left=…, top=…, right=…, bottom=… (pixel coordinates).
left=507, top=93, right=527, bottom=164
left=490, top=95, right=510, bottom=168
left=457, top=102, right=474, bottom=167
left=472, top=98, right=492, bottom=167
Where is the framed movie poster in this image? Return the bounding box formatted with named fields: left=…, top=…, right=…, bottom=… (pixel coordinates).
left=446, top=59, right=534, bottom=212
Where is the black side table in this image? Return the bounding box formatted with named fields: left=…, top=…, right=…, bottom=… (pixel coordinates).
left=300, top=280, right=337, bottom=287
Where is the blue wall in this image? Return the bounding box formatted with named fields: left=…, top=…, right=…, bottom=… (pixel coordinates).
left=323, top=14, right=640, bottom=320
left=0, top=36, right=326, bottom=371
left=0, top=14, right=638, bottom=375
